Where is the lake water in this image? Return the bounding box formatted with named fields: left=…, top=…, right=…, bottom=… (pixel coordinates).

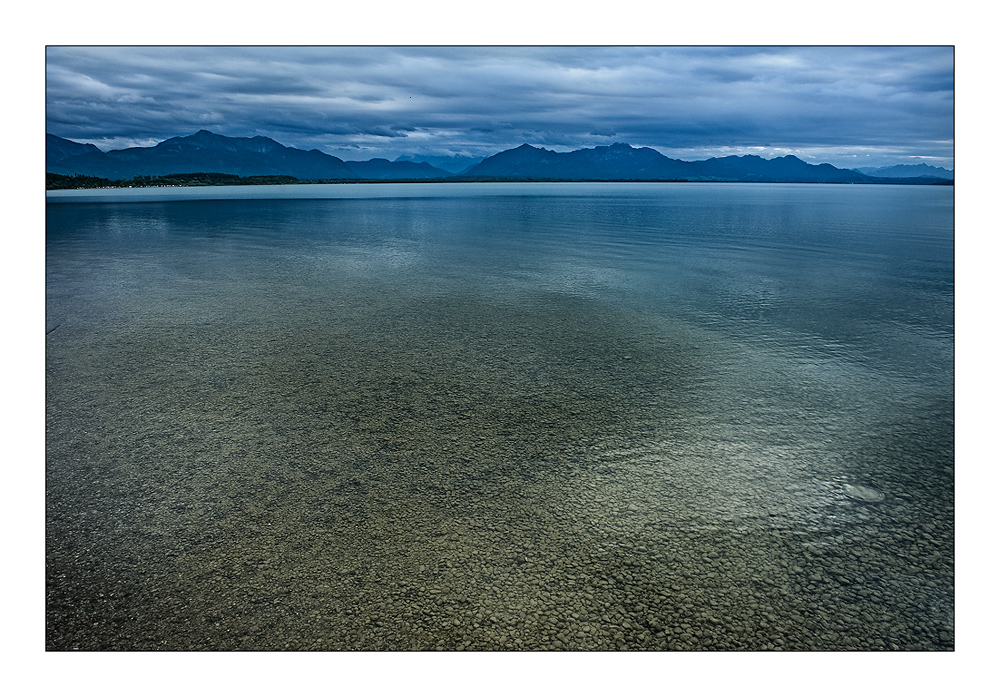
left=46, top=182, right=954, bottom=650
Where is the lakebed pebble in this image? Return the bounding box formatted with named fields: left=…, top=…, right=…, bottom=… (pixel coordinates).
left=46, top=272, right=953, bottom=651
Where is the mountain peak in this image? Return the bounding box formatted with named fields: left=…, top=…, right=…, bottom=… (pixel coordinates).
left=169, top=129, right=223, bottom=142
left=168, top=130, right=282, bottom=148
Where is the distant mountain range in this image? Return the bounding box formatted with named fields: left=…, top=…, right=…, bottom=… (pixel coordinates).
left=46, top=131, right=451, bottom=181
left=463, top=142, right=916, bottom=183
left=46, top=131, right=953, bottom=185
left=852, top=163, right=954, bottom=179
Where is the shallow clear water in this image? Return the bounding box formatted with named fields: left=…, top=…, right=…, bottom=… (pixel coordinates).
left=46, top=182, right=953, bottom=650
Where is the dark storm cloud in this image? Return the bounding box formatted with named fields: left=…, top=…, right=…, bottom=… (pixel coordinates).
left=45, top=46, right=954, bottom=168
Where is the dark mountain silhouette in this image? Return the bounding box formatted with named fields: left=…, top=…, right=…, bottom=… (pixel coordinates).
left=47, top=131, right=456, bottom=181
left=561, top=142, right=691, bottom=179
left=47, top=130, right=358, bottom=180
left=46, top=133, right=104, bottom=168
left=464, top=143, right=689, bottom=179
left=46, top=132, right=951, bottom=185
left=344, top=158, right=451, bottom=179
left=465, top=143, right=872, bottom=183
left=853, top=163, right=953, bottom=180
left=687, top=154, right=869, bottom=183
left=463, top=144, right=565, bottom=178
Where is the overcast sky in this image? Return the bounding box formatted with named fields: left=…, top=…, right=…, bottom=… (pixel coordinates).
left=45, top=46, right=954, bottom=169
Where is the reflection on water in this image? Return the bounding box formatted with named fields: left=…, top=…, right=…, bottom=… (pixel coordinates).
left=46, top=183, right=953, bottom=650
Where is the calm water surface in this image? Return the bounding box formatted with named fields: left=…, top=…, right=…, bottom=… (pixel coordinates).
left=46, top=182, right=953, bottom=650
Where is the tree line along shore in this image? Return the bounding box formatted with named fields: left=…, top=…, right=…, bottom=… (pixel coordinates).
left=46, top=172, right=953, bottom=190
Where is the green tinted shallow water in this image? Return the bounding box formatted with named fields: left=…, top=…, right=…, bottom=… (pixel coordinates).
left=46, top=182, right=953, bottom=650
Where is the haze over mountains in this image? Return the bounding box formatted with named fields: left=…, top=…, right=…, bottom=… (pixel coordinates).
left=393, top=152, right=484, bottom=174
left=47, top=131, right=953, bottom=185
left=853, top=163, right=954, bottom=179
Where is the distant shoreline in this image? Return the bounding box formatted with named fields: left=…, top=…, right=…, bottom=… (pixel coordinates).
left=46, top=172, right=953, bottom=191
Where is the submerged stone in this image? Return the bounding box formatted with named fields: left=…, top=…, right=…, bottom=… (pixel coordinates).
left=843, top=484, right=885, bottom=503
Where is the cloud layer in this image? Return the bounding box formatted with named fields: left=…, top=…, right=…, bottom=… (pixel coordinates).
left=46, top=46, right=954, bottom=169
